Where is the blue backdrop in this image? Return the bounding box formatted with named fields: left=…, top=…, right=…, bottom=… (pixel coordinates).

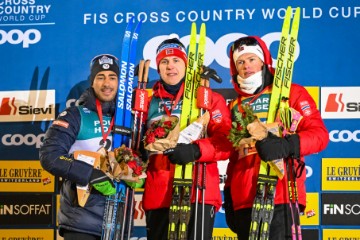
left=1, top=0, right=359, bottom=239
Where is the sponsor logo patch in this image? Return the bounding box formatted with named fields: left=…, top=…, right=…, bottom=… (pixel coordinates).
left=53, top=120, right=69, bottom=128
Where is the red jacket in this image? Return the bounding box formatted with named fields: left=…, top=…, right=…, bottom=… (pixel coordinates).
left=225, top=83, right=329, bottom=211
left=142, top=81, right=232, bottom=212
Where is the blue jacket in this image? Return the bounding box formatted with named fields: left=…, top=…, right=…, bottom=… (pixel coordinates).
left=39, top=87, right=116, bottom=236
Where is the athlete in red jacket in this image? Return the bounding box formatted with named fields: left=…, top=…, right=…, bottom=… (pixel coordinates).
left=223, top=36, right=329, bottom=240
left=142, top=37, right=232, bottom=240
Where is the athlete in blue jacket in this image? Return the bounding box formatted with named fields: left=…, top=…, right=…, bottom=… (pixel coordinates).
left=39, top=54, right=120, bottom=239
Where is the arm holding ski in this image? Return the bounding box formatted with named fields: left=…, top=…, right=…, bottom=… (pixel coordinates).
left=194, top=92, right=233, bottom=163
left=163, top=92, right=231, bottom=164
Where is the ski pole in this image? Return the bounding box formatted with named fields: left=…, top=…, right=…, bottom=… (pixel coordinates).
left=136, top=59, right=150, bottom=150
left=119, top=59, right=149, bottom=240
left=194, top=66, right=222, bottom=239
left=287, top=158, right=302, bottom=240
left=125, top=188, right=135, bottom=240
left=131, top=60, right=145, bottom=149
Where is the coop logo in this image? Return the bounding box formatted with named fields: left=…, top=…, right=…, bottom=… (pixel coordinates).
left=330, top=130, right=360, bottom=142
left=321, top=193, right=360, bottom=225
left=321, top=87, right=360, bottom=119
left=0, top=90, right=55, bottom=122
left=0, top=29, right=41, bottom=48
left=143, top=32, right=300, bottom=70
left=2, top=133, right=45, bottom=148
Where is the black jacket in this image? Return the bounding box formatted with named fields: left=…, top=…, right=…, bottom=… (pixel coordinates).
left=39, top=87, right=115, bottom=236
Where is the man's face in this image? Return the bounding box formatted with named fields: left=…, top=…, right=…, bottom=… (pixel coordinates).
left=92, top=70, right=118, bottom=102
left=158, top=56, right=186, bottom=85
left=235, top=53, right=264, bottom=79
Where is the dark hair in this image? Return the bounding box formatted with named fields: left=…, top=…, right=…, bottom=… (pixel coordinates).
left=231, top=36, right=259, bottom=52
left=156, top=38, right=186, bottom=53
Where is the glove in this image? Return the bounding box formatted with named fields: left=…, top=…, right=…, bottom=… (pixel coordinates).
left=164, top=143, right=201, bottom=165
left=255, top=132, right=300, bottom=161
left=89, top=169, right=116, bottom=195
left=124, top=178, right=145, bottom=189
left=201, top=66, right=222, bottom=83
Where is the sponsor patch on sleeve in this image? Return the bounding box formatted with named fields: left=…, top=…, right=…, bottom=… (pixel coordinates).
left=300, top=100, right=312, bottom=116
left=59, top=111, right=67, bottom=117
left=211, top=109, right=223, bottom=123
left=53, top=120, right=69, bottom=128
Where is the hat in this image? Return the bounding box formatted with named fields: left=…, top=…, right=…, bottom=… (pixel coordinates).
left=90, top=54, right=120, bottom=85
left=232, top=44, right=264, bottom=63
left=156, top=38, right=187, bottom=70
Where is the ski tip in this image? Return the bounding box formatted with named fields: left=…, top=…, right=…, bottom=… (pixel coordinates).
left=294, top=7, right=301, bottom=17
left=200, top=23, right=206, bottom=35
left=191, top=22, right=197, bottom=32
left=286, top=6, right=301, bottom=19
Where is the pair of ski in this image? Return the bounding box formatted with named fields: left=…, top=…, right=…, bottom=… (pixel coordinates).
left=168, top=22, right=209, bottom=240
left=102, top=17, right=148, bottom=240
left=249, top=6, right=302, bottom=240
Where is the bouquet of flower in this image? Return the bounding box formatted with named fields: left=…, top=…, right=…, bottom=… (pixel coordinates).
left=144, top=115, right=180, bottom=152
left=101, top=145, right=147, bottom=183
left=228, top=103, right=270, bottom=150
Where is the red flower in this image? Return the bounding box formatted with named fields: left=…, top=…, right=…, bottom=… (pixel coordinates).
left=127, top=160, right=137, bottom=170
left=145, top=132, right=156, bottom=144
left=237, top=123, right=243, bottom=131
left=154, top=127, right=166, bottom=138
left=163, top=121, right=173, bottom=128
left=144, top=116, right=178, bottom=147
left=127, top=160, right=143, bottom=176
left=133, top=165, right=143, bottom=175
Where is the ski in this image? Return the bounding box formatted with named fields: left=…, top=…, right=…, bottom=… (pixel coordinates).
left=101, top=17, right=143, bottom=240
left=249, top=6, right=301, bottom=240
left=168, top=22, right=206, bottom=240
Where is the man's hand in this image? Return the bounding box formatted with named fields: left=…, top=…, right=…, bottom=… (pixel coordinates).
left=201, top=65, right=222, bottom=83
left=89, top=169, right=116, bottom=195
left=164, top=143, right=201, bottom=165
left=255, top=132, right=300, bottom=161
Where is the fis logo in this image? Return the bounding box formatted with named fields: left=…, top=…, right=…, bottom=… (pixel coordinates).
left=321, top=87, right=360, bottom=119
